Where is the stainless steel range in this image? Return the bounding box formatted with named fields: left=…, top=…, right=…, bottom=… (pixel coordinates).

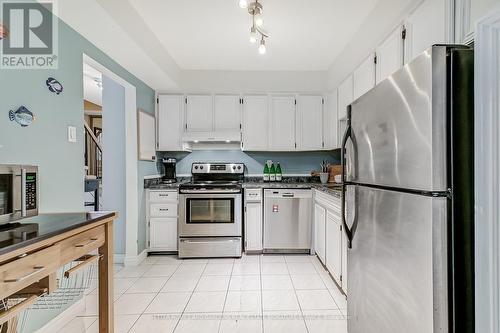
left=178, top=163, right=244, bottom=258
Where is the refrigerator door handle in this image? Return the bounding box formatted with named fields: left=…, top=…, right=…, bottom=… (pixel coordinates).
left=341, top=105, right=354, bottom=248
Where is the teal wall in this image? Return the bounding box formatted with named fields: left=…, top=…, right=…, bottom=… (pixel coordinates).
left=160, top=150, right=340, bottom=175
left=0, top=6, right=157, bottom=330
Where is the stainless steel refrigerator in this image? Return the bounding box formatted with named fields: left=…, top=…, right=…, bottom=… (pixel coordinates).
left=341, top=45, right=474, bottom=333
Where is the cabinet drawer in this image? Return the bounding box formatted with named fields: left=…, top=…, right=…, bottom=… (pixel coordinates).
left=0, top=244, right=60, bottom=300
left=150, top=203, right=178, bottom=217
left=245, top=188, right=262, bottom=201
left=58, top=226, right=105, bottom=265
left=149, top=191, right=178, bottom=202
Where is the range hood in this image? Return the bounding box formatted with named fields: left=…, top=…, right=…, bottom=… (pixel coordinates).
left=181, top=131, right=241, bottom=143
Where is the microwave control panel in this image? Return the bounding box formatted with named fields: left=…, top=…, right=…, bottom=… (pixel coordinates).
left=25, top=173, right=37, bottom=209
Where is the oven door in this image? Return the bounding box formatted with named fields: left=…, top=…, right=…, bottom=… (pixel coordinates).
left=0, top=165, right=22, bottom=224
left=179, top=192, right=242, bottom=237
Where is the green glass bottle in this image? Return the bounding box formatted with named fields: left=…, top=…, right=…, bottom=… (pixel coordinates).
left=276, top=162, right=282, bottom=182
left=263, top=163, right=270, bottom=182
left=269, top=163, right=276, bottom=182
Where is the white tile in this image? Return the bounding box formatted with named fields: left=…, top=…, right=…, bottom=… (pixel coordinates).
left=238, top=255, right=260, bottom=264
left=208, top=258, right=235, bottom=264
left=224, top=291, right=262, bottom=313
left=82, top=294, right=99, bottom=316
left=174, top=313, right=221, bottom=333
left=126, top=277, right=168, bottom=293
left=261, top=255, right=285, bottom=263
left=327, top=287, right=347, bottom=310
left=232, top=263, right=260, bottom=275
left=180, top=258, right=209, bottom=264
left=185, top=291, right=227, bottom=313
left=261, top=275, right=293, bottom=290
left=263, top=311, right=308, bottom=333
left=140, top=256, right=159, bottom=265
left=229, top=275, right=261, bottom=291
left=115, top=265, right=150, bottom=278
left=85, top=314, right=139, bottom=333
left=154, top=256, right=182, bottom=264
left=220, top=313, right=263, bottom=333
left=161, top=276, right=200, bottom=292
left=290, top=274, right=327, bottom=290
left=284, top=255, right=314, bottom=263
left=174, top=263, right=206, bottom=276
left=318, top=273, right=338, bottom=290
left=145, top=292, right=191, bottom=314
left=286, top=262, right=317, bottom=275
left=203, top=263, right=233, bottom=276
left=114, top=293, right=156, bottom=315
left=295, top=290, right=338, bottom=310
left=195, top=276, right=230, bottom=292
left=262, top=290, right=300, bottom=311
left=261, top=263, right=288, bottom=275
left=303, top=309, right=347, bottom=333
left=57, top=316, right=96, bottom=333
left=143, top=264, right=179, bottom=277
left=129, top=313, right=180, bottom=333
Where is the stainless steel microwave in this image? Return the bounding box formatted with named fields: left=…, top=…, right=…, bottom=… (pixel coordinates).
left=0, top=165, right=38, bottom=224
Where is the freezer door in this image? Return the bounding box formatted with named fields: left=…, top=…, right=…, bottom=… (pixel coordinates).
left=346, top=46, right=450, bottom=191
left=346, top=185, right=448, bottom=333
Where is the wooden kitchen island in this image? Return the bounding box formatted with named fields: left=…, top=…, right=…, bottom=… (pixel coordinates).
left=0, top=211, right=116, bottom=333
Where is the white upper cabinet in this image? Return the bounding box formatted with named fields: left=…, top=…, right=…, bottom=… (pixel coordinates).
left=456, top=0, right=497, bottom=43
left=214, top=95, right=241, bottom=132
left=242, top=95, right=269, bottom=151
left=353, top=54, right=376, bottom=100
left=337, top=75, right=353, bottom=120
left=157, top=95, right=184, bottom=151
left=269, top=95, right=296, bottom=151
left=376, top=26, right=404, bottom=84
left=296, top=95, right=324, bottom=151
left=186, top=95, right=213, bottom=132
left=405, top=0, right=446, bottom=63
left=323, top=92, right=338, bottom=150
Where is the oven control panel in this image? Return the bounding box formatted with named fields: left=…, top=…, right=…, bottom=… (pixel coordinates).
left=192, top=163, right=245, bottom=174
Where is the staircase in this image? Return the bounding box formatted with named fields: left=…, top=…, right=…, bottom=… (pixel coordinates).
left=84, top=123, right=102, bottom=210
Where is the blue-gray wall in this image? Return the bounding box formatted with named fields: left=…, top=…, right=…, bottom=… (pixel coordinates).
left=160, top=150, right=340, bottom=175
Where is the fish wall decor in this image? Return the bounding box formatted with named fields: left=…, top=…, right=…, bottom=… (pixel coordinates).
left=0, top=23, right=8, bottom=40
left=9, top=106, right=35, bottom=127
left=46, top=77, right=63, bottom=94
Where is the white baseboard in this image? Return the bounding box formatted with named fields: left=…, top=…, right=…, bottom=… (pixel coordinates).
left=123, top=249, right=148, bottom=266
left=35, top=297, right=85, bottom=333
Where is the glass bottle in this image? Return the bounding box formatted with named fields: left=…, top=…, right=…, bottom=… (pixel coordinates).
left=276, top=162, right=282, bottom=182
left=263, top=163, right=270, bottom=182
left=269, top=163, right=276, bottom=182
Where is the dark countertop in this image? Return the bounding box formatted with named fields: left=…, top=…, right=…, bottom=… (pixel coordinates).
left=0, top=211, right=116, bottom=256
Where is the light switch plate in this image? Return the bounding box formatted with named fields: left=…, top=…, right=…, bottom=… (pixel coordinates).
left=68, top=126, right=77, bottom=143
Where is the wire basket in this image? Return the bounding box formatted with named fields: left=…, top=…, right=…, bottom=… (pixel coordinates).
left=0, top=258, right=97, bottom=332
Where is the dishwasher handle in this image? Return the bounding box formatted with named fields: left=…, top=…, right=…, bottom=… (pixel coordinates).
left=281, top=193, right=295, bottom=198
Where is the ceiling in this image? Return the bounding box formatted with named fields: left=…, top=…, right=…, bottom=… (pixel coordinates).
left=83, top=63, right=102, bottom=106
left=127, top=0, right=379, bottom=71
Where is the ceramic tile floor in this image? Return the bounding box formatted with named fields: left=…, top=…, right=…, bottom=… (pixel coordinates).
left=57, top=254, right=347, bottom=333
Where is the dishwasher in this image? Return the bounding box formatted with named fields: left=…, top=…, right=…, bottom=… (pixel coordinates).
left=263, top=189, right=313, bottom=253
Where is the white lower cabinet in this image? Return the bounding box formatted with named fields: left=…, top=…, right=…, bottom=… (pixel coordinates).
left=326, top=211, right=342, bottom=284
left=244, top=188, right=263, bottom=252
left=314, top=203, right=326, bottom=264
left=148, top=190, right=178, bottom=251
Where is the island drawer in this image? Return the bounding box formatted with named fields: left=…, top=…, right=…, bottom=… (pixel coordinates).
left=245, top=189, right=262, bottom=201
left=150, top=203, right=178, bottom=217
left=149, top=190, right=178, bottom=202
left=57, top=225, right=105, bottom=264
left=0, top=244, right=60, bottom=300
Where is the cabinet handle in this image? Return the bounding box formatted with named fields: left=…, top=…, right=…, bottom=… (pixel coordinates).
left=159, top=194, right=169, bottom=197
left=0, top=294, right=38, bottom=325
left=64, top=255, right=99, bottom=278
left=159, top=208, right=169, bottom=211
left=4, top=266, right=44, bottom=283
left=75, top=238, right=99, bottom=248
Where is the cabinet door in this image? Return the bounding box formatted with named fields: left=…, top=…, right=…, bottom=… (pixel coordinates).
left=326, top=211, right=342, bottom=283
left=353, top=54, right=376, bottom=100
left=337, top=76, right=353, bottom=120
left=269, top=95, right=296, bottom=151
left=214, top=95, right=241, bottom=132
left=150, top=217, right=177, bottom=251
left=157, top=95, right=183, bottom=151
left=376, top=26, right=404, bottom=84
left=314, top=203, right=326, bottom=264
left=186, top=95, right=213, bottom=132
left=245, top=202, right=263, bottom=251
left=296, top=95, right=323, bottom=150
left=323, top=92, right=338, bottom=149
left=242, top=95, right=269, bottom=151
left=405, top=0, right=446, bottom=63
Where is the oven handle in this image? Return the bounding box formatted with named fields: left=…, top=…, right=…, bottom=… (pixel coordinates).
left=179, top=238, right=240, bottom=244
left=179, top=189, right=241, bottom=194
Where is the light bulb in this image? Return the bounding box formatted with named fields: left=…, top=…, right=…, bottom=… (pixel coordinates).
left=249, top=27, right=258, bottom=43
left=259, top=38, right=266, bottom=54
left=238, top=0, right=248, bottom=8
left=255, top=13, right=264, bottom=27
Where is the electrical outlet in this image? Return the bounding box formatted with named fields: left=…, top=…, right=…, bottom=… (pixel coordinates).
left=68, top=126, right=77, bottom=143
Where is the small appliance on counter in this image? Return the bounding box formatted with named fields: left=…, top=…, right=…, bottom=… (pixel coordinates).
left=178, top=162, right=244, bottom=258
left=162, top=158, right=177, bottom=183
left=0, top=164, right=38, bottom=224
